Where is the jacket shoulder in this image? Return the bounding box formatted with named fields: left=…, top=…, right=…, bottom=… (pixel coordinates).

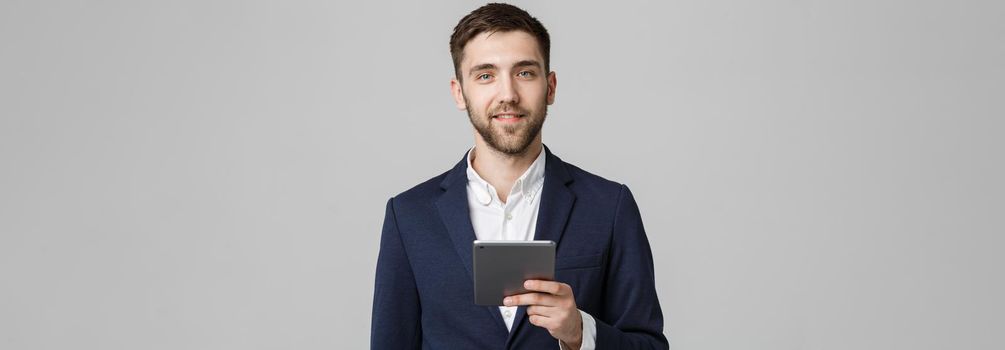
left=389, top=168, right=449, bottom=206
left=561, top=159, right=627, bottom=200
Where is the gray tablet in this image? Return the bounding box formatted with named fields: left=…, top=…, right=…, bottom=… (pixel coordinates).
left=472, top=240, right=555, bottom=306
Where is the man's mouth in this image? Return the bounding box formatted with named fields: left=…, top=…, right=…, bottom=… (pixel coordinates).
left=492, top=113, right=525, bottom=122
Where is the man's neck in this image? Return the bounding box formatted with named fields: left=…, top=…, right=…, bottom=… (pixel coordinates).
left=471, top=141, right=543, bottom=204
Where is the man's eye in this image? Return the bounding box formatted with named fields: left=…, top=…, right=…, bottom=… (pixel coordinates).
left=477, top=73, right=492, bottom=80
left=518, top=71, right=534, bottom=78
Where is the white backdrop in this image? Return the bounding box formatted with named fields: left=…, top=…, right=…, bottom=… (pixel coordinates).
left=1, top=1, right=1002, bottom=349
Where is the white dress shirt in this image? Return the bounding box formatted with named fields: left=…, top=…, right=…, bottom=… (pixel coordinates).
left=465, top=146, right=597, bottom=350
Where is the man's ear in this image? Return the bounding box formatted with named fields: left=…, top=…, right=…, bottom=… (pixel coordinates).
left=546, top=71, right=557, bottom=105
left=450, top=78, right=467, bottom=111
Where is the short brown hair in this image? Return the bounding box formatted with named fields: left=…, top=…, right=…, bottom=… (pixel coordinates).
left=449, top=3, right=551, bottom=81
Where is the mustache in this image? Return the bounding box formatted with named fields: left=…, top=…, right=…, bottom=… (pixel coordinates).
left=489, top=104, right=529, bottom=116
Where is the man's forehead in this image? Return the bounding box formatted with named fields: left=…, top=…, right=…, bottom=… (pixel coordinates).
left=461, top=30, right=543, bottom=69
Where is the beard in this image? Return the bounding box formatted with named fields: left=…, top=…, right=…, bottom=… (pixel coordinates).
left=465, top=96, right=547, bottom=156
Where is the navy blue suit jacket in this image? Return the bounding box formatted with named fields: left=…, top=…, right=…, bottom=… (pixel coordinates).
left=371, top=146, right=668, bottom=349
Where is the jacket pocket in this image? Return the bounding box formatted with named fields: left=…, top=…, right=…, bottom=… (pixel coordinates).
left=555, top=253, right=604, bottom=271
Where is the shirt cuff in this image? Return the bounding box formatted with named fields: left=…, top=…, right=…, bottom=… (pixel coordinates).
left=558, top=309, right=597, bottom=350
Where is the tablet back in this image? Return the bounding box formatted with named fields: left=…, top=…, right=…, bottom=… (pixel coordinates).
left=472, top=240, right=555, bottom=306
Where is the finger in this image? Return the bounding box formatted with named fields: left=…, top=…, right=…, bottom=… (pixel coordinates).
left=526, top=305, right=557, bottom=317
left=504, top=292, right=558, bottom=307
left=524, top=280, right=568, bottom=296
left=528, top=314, right=556, bottom=329
left=504, top=292, right=555, bottom=306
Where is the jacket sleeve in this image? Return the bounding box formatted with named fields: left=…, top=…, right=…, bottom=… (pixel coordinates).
left=595, top=185, right=670, bottom=349
left=370, top=198, right=422, bottom=349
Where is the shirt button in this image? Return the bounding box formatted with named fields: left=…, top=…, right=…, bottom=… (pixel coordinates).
left=505, top=213, right=513, bottom=220
left=504, top=310, right=512, bottom=318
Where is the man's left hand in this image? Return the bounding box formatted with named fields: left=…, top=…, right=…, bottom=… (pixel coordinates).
left=504, top=280, right=583, bottom=349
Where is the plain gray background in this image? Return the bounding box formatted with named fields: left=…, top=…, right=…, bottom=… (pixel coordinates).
left=1, top=0, right=1002, bottom=349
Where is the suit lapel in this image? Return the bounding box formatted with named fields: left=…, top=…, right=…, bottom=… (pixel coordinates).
left=506, top=145, right=577, bottom=346
left=530, top=146, right=577, bottom=248
left=434, top=150, right=509, bottom=332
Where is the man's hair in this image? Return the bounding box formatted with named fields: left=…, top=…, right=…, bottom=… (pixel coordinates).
left=449, top=3, right=551, bottom=81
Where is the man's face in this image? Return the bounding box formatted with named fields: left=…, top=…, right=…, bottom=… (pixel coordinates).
left=451, top=30, right=557, bottom=156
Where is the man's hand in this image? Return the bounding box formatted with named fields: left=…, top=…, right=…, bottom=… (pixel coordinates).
left=504, top=280, right=583, bottom=349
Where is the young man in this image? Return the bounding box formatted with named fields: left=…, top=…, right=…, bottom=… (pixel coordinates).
left=371, top=3, right=668, bottom=349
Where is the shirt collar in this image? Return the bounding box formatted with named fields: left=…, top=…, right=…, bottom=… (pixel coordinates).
left=465, top=145, right=547, bottom=205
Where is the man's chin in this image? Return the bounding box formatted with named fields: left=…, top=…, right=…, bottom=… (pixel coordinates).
left=487, top=139, right=534, bottom=155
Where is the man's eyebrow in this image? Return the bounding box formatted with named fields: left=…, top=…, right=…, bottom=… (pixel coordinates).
left=468, top=63, right=497, bottom=77
left=512, top=60, right=542, bottom=70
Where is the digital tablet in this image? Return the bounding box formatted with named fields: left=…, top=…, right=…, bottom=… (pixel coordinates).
left=472, top=240, right=555, bottom=306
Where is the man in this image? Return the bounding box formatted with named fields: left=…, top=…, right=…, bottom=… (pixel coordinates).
left=371, top=3, right=668, bottom=349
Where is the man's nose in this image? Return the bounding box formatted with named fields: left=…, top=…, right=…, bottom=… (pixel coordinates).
left=496, top=75, right=519, bottom=105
